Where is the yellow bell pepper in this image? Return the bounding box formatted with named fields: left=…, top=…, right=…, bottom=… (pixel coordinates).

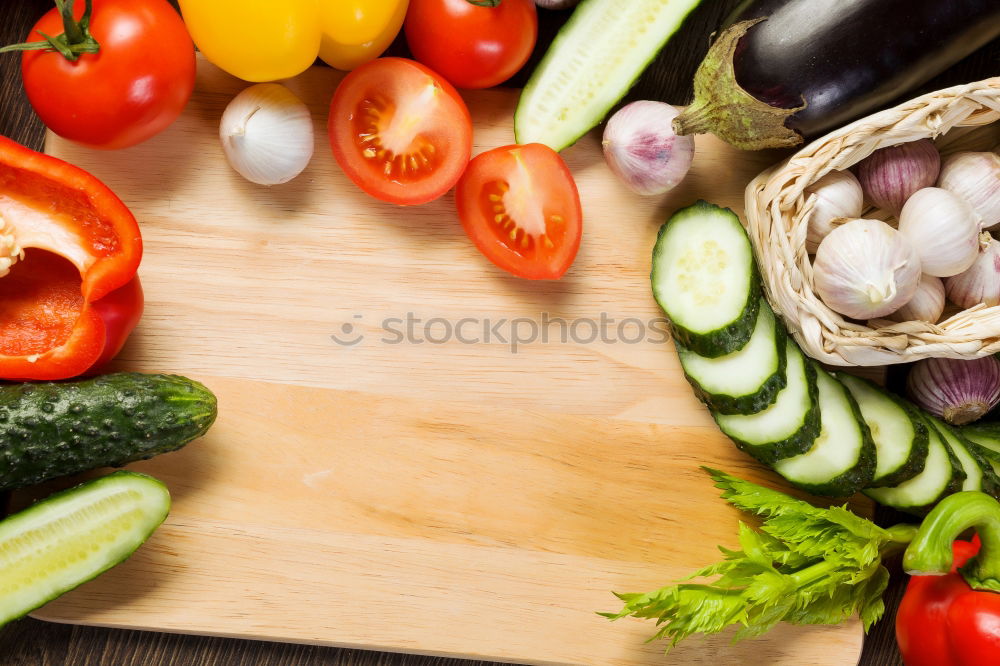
left=177, top=0, right=409, bottom=83
left=319, top=0, right=410, bottom=71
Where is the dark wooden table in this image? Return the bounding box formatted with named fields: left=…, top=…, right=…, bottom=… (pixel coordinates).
left=1, top=1, right=997, bottom=664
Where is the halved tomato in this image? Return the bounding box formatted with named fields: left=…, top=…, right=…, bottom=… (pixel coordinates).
left=328, top=57, right=472, bottom=205
left=456, top=144, right=582, bottom=280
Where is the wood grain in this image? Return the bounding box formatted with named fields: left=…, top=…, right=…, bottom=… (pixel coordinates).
left=4, top=0, right=995, bottom=663
left=15, top=56, right=867, bottom=665
left=20, top=380, right=865, bottom=666
left=44, top=57, right=784, bottom=423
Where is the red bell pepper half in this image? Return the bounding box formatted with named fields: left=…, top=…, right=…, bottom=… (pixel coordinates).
left=897, top=492, right=1000, bottom=666
left=0, top=135, right=142, bottom=380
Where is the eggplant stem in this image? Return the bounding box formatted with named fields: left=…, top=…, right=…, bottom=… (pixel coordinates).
left=673, top=19, right=805, bottom=150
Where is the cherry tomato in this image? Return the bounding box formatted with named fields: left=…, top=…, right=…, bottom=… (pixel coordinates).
left=405, top=0, right=538, bottom=90
left=19, top=0, right=196, bottom=149
left=455, top=144, right=582, bottom=279
left=329, top=57, right=473, bottom=206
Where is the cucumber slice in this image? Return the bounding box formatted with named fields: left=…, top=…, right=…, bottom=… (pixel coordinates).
left=772, top=368, right=876, bottom=497
left=515, top=0, right=705, bottom=151
left=927, top=417, right=1000, bottom=496
left=652, top=201, right=760, bottom=358
left=679, top=302, right=787, bottom=414
left=0, top=471, right=170, bottom=627
left=714, top=340, right=819, bottom=464
left=929, top=418, right=983, bottom=492
left=960, top=426, right=1000, bottom=479
left=837, top=374, right=929, bottom=488
left=865, top=420, right=966, bottom=514
left=961, top=423, right=1000, bottom=461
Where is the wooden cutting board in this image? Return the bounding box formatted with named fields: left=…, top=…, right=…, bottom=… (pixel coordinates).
left=23, top=56, right=868, bottom=665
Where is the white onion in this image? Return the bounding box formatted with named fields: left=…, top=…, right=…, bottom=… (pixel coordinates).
left=907, top=356, right=1000, bottom=425
left=945, top=233, right=1000, bottom=309
left=897, top=188, right=982, bottom=277
left=602, top=101, right=694, bottom=196
left=220, top=83, right=314, bottom=186
left=803, top=170, right=864, bottom=252
left=855, top=139, right=940, bottom=216
left=938, top=151, right=1000, bottom=230
left=813, top=218, right=921, bottom=319
left=887, top=273, right=945, bottom=323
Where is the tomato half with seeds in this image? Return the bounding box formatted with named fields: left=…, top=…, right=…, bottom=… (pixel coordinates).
left=456, top=144, right=582, bottom=280
left=328, top=57, right=473, bottom=205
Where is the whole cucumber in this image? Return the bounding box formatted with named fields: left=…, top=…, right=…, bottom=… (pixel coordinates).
left=673, top=0, right=1000, bottom=149
left=0, top=373, right=217, bottom=492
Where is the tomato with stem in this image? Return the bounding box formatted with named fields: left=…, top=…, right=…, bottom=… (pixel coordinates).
left=329, top=57, right=473, bottom=206
left=456, top=144, right=582, bottom=279
left=3, top=0, right=195, bottom=150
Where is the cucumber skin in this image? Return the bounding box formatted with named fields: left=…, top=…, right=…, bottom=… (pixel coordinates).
left=714, top=355, right=820, bottom=465
left=868, top=393, right=929, bottom=488
left=681, top=320, right=786, bottom=415
left=871, top=414, right=969, bottom=516
left=652, top=201, right=761, bottom=358
left=929, top=418, right=1000, bottom=498
left=0, top=374, right=217, bottom=492
left=961, top=423, right=1000, bottom=460
left=836, top=373, right=930, bottom=489
left=777, top=367, right=876, bottom=498
left=0, top=471, right=169, bottom=628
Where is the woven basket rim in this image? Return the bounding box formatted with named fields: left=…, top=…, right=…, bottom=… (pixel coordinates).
left=746, top=77, right=1000, bottom=367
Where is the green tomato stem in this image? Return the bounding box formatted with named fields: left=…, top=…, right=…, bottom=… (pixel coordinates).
left=466, top=0, right=503, bottom=7
left=903, top=491, right=1000, bottom=593
left=0, top=0, right=99, bottom=62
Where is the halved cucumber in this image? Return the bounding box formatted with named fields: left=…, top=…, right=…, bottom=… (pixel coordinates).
left=714, top=340, right=819, bottom=464
left=837, top=373, right=929, bottom=488
left=515, top=0, right=705, bottom=151
left=927, top=417, right=1000, bottom=496
left=652, top=201, right=760, bottom=358
left=0, top=471, right=170, bottom=627
left=865, top=419, right=966, bottom=514
left=679, top=302, right=787, bottom=414
left=772, top=368, right=876, bottom=497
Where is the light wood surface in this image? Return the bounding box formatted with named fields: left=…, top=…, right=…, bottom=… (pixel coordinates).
left=21, top=56, right=867, bottom=665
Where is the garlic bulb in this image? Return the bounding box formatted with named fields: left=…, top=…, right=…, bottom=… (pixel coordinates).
left=602, top=101, right=694, bottom=196
left=907, top=356, right=1000, bottom=425
left=888, top=273, right=945, bottom=323
left=938, top=151, right=1000, bottom=230
left=898, top=187, right=982, bottom=278
left=855, top=139, right=940, bottom=216
left=945, top=233, right=1000, bottom=309
left=804, top=170, right=864, bottom=252
left=220, top=83, right=314, bottom=186
left=813, top=218, right=921, bottom=319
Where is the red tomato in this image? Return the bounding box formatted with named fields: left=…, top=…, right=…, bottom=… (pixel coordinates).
left=405, top=0, right=538, bottom=90
left=20, top=0, right=195, bottom=150
left=329, top=58, right=473, bottom=206
left=456, top=144, right=582, bottom=279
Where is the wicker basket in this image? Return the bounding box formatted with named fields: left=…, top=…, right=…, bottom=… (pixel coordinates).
left=746, top=77, right=1000, bottom=367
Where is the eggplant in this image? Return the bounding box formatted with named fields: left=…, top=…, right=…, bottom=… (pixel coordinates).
left=673, top=0, right=1000, bottom=150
